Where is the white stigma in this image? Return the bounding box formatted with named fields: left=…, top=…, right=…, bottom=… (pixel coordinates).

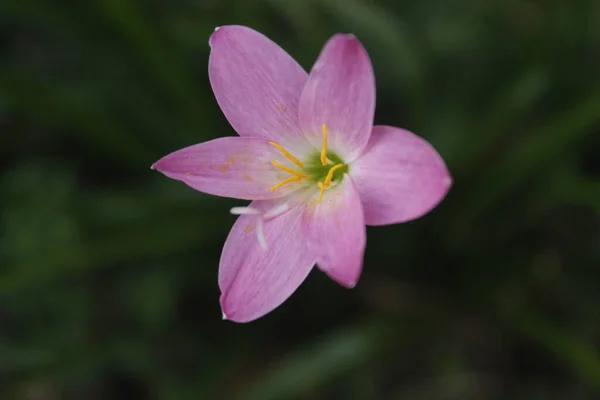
left=255, top=219, right=268, bottom=251
left=230, top=207, right=260, bottom=216
left=230, top=206, right=268, bottom=250
left=263, top=202, right=290, bottom=219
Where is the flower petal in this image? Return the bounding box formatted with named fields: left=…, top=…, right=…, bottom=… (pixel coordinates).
left=303, top=177, right=366, bottom=288
left=351, top=125, right=452, bottom=226
left=219, top=200, right=316, bottom=322
left=298, top=34, right=375, bottom=161
left=209, top=25, right=311, bottom=152
left=152, top=137, right=307, bottom=200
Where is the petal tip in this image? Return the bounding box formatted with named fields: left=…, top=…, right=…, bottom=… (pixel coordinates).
left=443, top=175, right=453, bottom=188
left=219, top=293, right=247, bottom=323
left=322, top=269, right=361, bottom=289
left=150, top=158, right=165, bottom=173
left=331, top=32, right=362, bottom=47
left=341, top=272, right=361, bottom=289
left=219, top=294, right=233, bottom=321
left=345, top=280, right=358, bottom=289
left=209, top=25, right=250, bottom=48
left=209, top=25, right=228, bottom=47
left=209, top=30, right=218, bottom=47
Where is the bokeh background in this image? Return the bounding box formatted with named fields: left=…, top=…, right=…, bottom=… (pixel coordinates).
left=1, top=0, right=599, bottom=399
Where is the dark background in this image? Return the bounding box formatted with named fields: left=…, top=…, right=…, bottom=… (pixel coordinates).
left=1, top=0, right=599, bottom=399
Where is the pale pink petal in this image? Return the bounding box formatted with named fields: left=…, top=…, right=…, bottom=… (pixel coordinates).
left=302, top=178, right=366, bottom=288
left=298, top=34, right=375, bottom=161
left=219, top=200, right=316, bottom=323
left=351, top=125, right=452, bottom=226
left=152, top=137, right=306, bottom=200
left=209, top=25, right=311, bottom=153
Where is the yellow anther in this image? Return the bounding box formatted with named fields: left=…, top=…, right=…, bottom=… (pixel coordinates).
left=268, top=142, right=304, bottom=169
left=271, top=175, right=301, bottom=191
left=316, top=181, right=326, bottom=202
left=324, top=163, right=345, bottom=187
left=271, top=160, right=311, bottom=179
left=320, top=124, right=328, bottom=166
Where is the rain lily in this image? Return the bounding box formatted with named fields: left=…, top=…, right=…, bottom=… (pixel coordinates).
left=152, top=25, right=451, bottom=322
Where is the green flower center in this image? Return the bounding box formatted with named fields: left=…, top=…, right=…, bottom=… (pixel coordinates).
left=304, top=151, right=349, bottom=183
left=267, top=124, right=348, bottom=202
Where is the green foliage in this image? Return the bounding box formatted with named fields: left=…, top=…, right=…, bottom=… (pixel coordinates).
left=1, top=0, right=599, bottom=398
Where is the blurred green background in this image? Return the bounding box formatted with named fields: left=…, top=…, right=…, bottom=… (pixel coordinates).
left=1, top=0, right=599, bottom=399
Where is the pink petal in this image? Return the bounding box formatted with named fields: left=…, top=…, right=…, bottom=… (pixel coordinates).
left=302, top=178, right=366, bottom=288
left=298, top=34, right=375, bottom=162
left=351, top=125, right=452, bottom=226
left=152, top=137, right=306, bottom=200
left=219, top=200, right=316, bottom=322
left=209, top=25, right=311, bottom=153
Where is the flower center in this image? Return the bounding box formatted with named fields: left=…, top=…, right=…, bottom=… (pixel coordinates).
left=268, top=124, right=348, bottom=201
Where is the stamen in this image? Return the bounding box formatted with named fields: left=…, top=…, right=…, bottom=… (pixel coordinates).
left=316, top=181, right=326, bottom=203
left=271, top=160, right=311, bottom=179
left=271, top=176, right=301, bottom=191
left=269, top=142, right=304, bottom=168
left=320, top=124, right=328, bottom=166
left=324, top=163, right=345, bottom=187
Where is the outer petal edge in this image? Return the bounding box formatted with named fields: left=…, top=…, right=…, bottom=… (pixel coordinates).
left=219, top=199, right=317, bottom=322
left=351, top=125, right=452, bottom=226
left=302, top=177, right=366, bottom=288
left=209, top=25, right=311, bottom=153
left=152, top=137, right=307, bottom=200
left=298, top=34, right=376, bottom=161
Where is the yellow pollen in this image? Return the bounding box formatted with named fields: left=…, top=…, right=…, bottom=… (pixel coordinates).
left=324, top=163, right=344, bottom=186
left=320, top=124, right=328, bottom=166
left=271, top=160, right=311, bottom=179
left=268, top=142, right=304, bottom=168
left=271, top=175, right=301, bottom=191
left=317, top=181, right=326, bottom=202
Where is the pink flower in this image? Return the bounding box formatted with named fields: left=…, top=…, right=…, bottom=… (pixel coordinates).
left=152, top=25, right=451, bottom=322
